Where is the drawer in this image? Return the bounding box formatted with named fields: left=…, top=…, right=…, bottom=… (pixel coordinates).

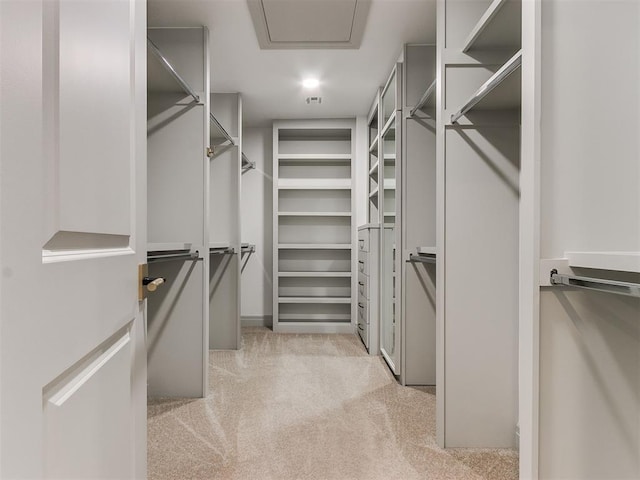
left=357, top=317, right=369, bottom=348
left=357, top=272, right=369, bottom=300
left=357, top=256, right=369, bottom=276
left=358, top=229, right=369, bottom=252
left=357, top=298, right=368, bottom=324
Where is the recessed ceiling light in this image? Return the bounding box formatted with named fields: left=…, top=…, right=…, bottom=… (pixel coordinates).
left=302, top=78, right=320, bottom=89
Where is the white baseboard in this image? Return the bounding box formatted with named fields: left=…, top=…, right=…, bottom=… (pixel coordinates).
left=241, top=315, right=273, bottom=327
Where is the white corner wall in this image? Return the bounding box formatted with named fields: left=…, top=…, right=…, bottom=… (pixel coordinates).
left=240, top=128, right=274, bottom=325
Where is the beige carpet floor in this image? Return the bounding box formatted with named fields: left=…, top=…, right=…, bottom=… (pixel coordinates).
left=148, top=327, right=518, bottom=480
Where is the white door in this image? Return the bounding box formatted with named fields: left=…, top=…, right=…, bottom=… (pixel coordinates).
left=0, top=0, right=147, bottom=478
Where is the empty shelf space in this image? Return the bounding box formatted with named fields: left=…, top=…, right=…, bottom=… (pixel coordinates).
left=450, top=49, right=522, bottom=124
left=462, top=0, right=522, bottom=53
left=278, top=243, right=352, bottom=250
left=278, top=297, right=351, bottom=304
left=278, top=211, right=351, bottom=217
left=278, top=314, right=351, bottom=321
left=147, top=242, right=193, bottom=252
left=409, top=79, right=437, bottom=116
left=278, top=178, right=351, bottom=189
left=565, top=251, right=640, bottom=274
left=147, top=38, right=200, bottom=101
left=369, top=136, right=379, bottom=153
left=279, top=271, right=352, bottom=277
left=277, top=154, right=351, bottom=162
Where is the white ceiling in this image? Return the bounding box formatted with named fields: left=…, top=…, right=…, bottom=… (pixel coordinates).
left=147, top=0, right=437, bottom=127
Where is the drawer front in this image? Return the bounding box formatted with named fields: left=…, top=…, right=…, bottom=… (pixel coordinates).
left=357, top=255, right=369, bottom=276
left=357, top=317, right=369, bottom=348
left=358, top=229, right=369, bottom=252
left=357, top=298, right=368, bottom=325
left=358, top=272, right=369, bottom=300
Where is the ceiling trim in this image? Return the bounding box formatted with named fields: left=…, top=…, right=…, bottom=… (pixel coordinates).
left=247, top=0, right=371, bottom=49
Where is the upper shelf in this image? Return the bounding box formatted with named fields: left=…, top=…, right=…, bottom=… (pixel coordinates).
left=147, top=37, right=200, bottom=102
left=409, top=79, right=437, bottom=117
left=278, top=154, right=351, bottom=162
left=462, top=0, right=522, bottom=53
left=278, top=178, right=351, bottom=190
left=566, top=251, right=640, bottom=274
left=450, top=49, right=522, bottom=124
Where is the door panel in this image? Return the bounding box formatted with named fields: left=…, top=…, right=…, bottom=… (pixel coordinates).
left=0, top=0, right=146, bottom=477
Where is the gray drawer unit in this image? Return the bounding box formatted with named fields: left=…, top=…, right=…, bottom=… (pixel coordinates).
left=355, top=224, right=380, bottom=354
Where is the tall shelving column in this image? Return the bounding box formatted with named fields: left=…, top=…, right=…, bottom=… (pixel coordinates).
left=437, top=0, right=522, bottom=447
left=400, top=44, right=437, bottom=386
left=209, top=93, right=242, bottom=349
left=146, top=27, right=210, bottom=398
left=273, top=120, right=356, bottom=334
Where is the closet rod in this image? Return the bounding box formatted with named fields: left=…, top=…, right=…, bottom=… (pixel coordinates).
left=550, top=269, right=640, bottom=298
left=409, top=79, right=437, bottom=117
left=147, top=38, right=200, bottom=103
left=210, top=113, right=235, bottom=146
left=209, top=247, right=235, bottom=255
left=241, top=244, right=256, bottom=254
left=450, top=49, right=522, bottom=124
left=147, top=251, right=200, bottom=264
left=409, top=254, right=436, bottom=264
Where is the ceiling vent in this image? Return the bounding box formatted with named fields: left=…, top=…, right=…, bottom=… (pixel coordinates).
left=306, top=96, right=322, bottom=104
left=247, top=0, right=371, bottom=49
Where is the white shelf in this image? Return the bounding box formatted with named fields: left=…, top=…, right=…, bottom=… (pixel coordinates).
left=278, top=211, right=351, bottom=217
left=417, top=246, right=437, bottom=255
left=369, top=161, right=379, bottom=177
left=462, top=0, right=522, bottom=53
left=278, top=154, right=351, bottom=162
left=384, top=154, right=396, bottom=162
left=278, top=178, right=351, bottom=190
left=147, top=242, right=193, bottom=252
left=450, top=49, right=522, bottom=124
left=384, top=212, right=396, bottom=217
left=279, top=314, right=351, bottom=321
left=279, top=271, right=352, bottom=277
left=278, top=243, right=352, bottom=250
left=566, top=251, right=640, bottom=274
left=384, top=179, right=396, bottom=190
left=278, top=297, right=351, bottom=304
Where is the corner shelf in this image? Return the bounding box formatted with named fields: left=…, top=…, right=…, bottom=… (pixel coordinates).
left=450, top=49, right=522, bottom=124
left=462, top=0, right=522, bottom=53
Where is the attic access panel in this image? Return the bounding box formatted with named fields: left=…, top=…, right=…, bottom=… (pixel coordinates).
left=248, top=0, right=371, bottom=49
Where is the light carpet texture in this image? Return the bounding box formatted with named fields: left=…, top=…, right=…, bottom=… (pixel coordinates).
left=148, top=327, right=518, bottom=480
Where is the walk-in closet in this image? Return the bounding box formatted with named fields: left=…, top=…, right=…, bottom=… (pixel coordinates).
left=1, top=1, right=638, bottom=479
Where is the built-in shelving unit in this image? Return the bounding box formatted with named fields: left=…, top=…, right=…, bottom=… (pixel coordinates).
left=146, top=27, right=209, bottom=398
left=273, top=120, right=356, bottom=334
left=438, top=1, right=521, bottom=449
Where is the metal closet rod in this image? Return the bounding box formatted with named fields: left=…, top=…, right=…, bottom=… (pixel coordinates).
left=450, top=49, right=522, bottom=124
left=409, top=254, right=436, bottom=264
left=242, top=153, right=256, bottom=171
left=209, top=246, right=235, bottom=255
left=147, top=250, right=200, bottom=264
left=210, top=113, right=235, bottom=146
left=147, top=37, right=200, bottom=104
left=409, top=79, right=437, bottom=117
left=550, top=269, right=640, bottom=298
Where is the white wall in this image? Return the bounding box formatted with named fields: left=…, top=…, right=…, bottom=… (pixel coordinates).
left=240, top=128, right=273, bottom=324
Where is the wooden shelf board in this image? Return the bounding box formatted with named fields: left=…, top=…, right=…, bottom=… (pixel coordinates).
left=278, top=178, right=352, bottom=190
left=278, top=297, right=351, bottom=304
left=278, top=243, right=352, bottom=250
left=279, top=271, right=352, bottom=277
left=278, top=211, right=351, bottom=217
left=566, top=251, right=640, bottom=274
